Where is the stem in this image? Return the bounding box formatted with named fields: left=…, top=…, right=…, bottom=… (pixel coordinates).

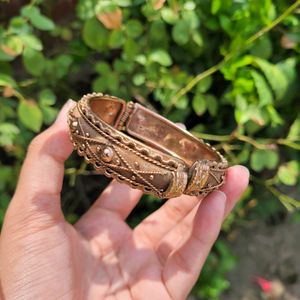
left=167, top=0, right=300, bottom=111
left=237, top=135, right=274, bottom=150
left=191, top=132, right=231, bottom=142
left=192, top=131, right=300, bottom=151
left=278, top=139, right=300, bottom=150
left=251, top=175, right=300, bottom=211
left=245, top=1, right=300, bottom=46
left=13, top=90, right=25, bottom=102
left=165, top=62, right=223, bottom=113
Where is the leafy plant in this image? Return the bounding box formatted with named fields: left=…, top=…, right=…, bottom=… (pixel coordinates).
left=1, top=0, right=300, bottom=298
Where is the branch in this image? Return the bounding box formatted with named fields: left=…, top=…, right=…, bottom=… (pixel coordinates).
left=166, top=0, right=300, bottom=111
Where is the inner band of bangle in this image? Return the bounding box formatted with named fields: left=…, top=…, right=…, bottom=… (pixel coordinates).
left=89, top=95, right=222, bottom=167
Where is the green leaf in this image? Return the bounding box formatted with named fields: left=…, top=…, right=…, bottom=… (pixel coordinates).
left=0, top=123, right=20, bottom=146
left=250, top=149, right=279, bottom=172
left=39, top=89, right=56, bottom=106
left=221, top=55, right=252, bottom=80
left=219, top=15, right=232, bottom=34
left=20, top=34, right=43, bottom=51
left=22, top=48, right=45, bottom=76
left=211, top=0, right=221, bottom=14
left=0, top=49, right=15, bottom=62
left=41, top=106, right=58, bottom=125
left=192, top=31, right=203, bottom=47
left=237, top=144, right=251, bottom=164
left=114, top=58, right=134, bottom=72
left=125, top=19, right=143, bottom=38
left=250, top=69, right=273, bottom=106
left=184, top=1, right=196, bottom=10
left=115, top=0, right=132, bottom=6
left=54, top=55, right=73, bottom=78
left=123, top=38, right=139, bottom=61
left=21, top=5, right=55, bottom=31
left=109, top=30, right=124, bottom=48
left=0, top=166, right=13, bottom=189
left=76, top=0, right=97, bottom=20
left=133, top=73, right=145, bottom=86
left=135, top=54, right=146, bottom=65
left=82, top=18, right=109, bottom=51
left=0, top=74, right=17, bottom=87
left=182, top=10, right=199, bottom=30
left=1, top=35, right=23, bottom=57
left=253, top=57, right=288, bottom=101
left=206, top=95, right=218, bottom=116
left=250, top=36, right=272, bottom=60
left=95, top=62, right=111, bottom=74
left=161, top=7, right=178, bottom=24
left=18, top=100, right=43, bottom=132
left=278, top=161, right=299, bottom=186
left=266, top=105, right=283, bottom=126
left=95, top=1, right=118, bottom=14
left=92, top=76, right=108, bottom=91
left=175, top=96, right=188, bottom=110
left=235, top=99, right=267, bottom=126
left=148, top=20, right=169, bottom=49
left=31, top=13, right=55, bottom=31
left=277, top=58, right=297, bottom=82
left=9, top=16, right=30, bottom=34
left=106, top=73, right=119, bottom=92
left=192, top=94, right=206, bottom=116
left=288, top=115, right=300, bottom=140
left=196, top=76, right=212, bottom=93
left=172, top=19, right=190, bottom=45
left=21, top=5, right=40, bottom=18
left=149, top=49, right=172, bottom=66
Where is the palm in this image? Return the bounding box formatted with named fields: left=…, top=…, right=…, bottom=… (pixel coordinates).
left=0, top=103, right=249, bottom=300
left=17, top=190, right=202, bottom=300
left=64, top=212, right=172, bottom=300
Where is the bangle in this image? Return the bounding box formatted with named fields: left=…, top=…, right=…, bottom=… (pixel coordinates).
left=68, top=93, right=228, bottom=199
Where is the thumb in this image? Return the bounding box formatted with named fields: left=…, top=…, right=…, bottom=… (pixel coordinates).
left=4, top=100, right=75, bottom=227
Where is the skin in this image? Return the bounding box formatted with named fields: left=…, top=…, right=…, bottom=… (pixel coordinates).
left=0, top=101, right=249, bottom=300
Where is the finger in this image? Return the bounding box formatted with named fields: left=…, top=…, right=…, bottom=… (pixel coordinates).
left=93, top=180, right=143, bottom=219
left=155, top=202, right=199, bottom=266
left=78, top=180, right=143, bottom=222
left=75, top=181, right=142, bottom=256
left=8, top=100, right=75, bottom=220
left=163, top=191, right=226, bottom=300
left=75, top=180, right=143, bottom=239
left=134, top=194, right=200, bottom=248
left=221, top=165, right=249, bottom=218
left=156, top=165, right=249, bottom=265
left=134, top=165, right=248, bottom=249
left=175, top=123, right=186, bottom=130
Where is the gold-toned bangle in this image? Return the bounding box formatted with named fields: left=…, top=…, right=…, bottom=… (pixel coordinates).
left=68, top=93, right=228, bottom=199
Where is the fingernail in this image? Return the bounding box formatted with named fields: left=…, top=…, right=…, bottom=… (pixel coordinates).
left=211, top=190, right=227, bottom=202
left=55, top=99, right=76, bottom=124
left=236, top=165, right=250, bottom=179
left=175, top=123, right=186, bottom=130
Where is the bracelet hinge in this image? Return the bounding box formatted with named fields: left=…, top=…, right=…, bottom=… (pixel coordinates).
left=116, top=101, right=135, bottom=131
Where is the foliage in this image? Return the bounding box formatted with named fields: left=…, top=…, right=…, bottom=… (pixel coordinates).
left=1, top=0, right=300, bottom=298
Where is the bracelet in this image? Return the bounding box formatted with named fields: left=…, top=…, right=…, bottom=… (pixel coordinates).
left=68, top=93, right=228, bottom=199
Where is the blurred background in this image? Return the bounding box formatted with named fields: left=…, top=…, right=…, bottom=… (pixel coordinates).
left=1, top=0, right=300, bottom=299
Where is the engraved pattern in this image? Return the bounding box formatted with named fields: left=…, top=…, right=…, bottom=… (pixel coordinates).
left=185, top=161, right=210, bottom=195
left=68, top=93, right=228, bottom=198
left=163, top=169, right=188, bottom=198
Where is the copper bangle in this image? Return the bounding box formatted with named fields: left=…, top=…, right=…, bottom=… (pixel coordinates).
left=68, top=93, right=228, bottom=199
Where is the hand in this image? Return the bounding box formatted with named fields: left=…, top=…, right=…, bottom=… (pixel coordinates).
left=0, top=101, right=249, bottom=300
